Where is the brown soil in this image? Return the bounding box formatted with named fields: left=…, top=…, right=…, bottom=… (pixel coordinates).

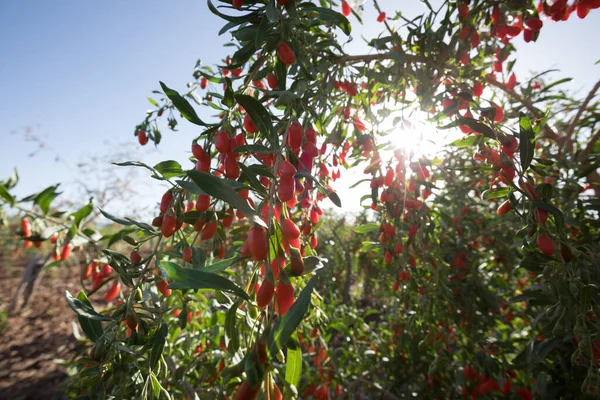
left=0, top=252, right=83, bottom=400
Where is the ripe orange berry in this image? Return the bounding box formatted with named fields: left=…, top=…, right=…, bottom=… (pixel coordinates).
left=492, top=103, right=504, bottom=122
left=160, top=191, right=173, bottom=214
left=200, top=77, right=208, bottom=89
left=534, top=208, right=548, bottom=224
left=408, top=224, right=418, bottom=238
left=290, top=255, right=304, bottom=276
left=156, top=279, right=172, bottom=297
left=276, top=42, right=295, bottom=65
left=193, top=217, right=205, bottom=232
left=277, top=160, right=297, bottom=178
left=497, top=200, right=511, bottom=215
left=281, top=218, right=300, bottom=239
left=341, top=1, right=351, bottom=16
left=126, top=313, right=138, bottom=331
left=275, top=280, right=294, bottom=316
left=287, top=122, right=303, bottom=150
left=384, top=251, right=393, bottom=264
left=60, top=243, right=73, bottom=260
left=243, top=113, right=258, bottom=134
left=248, top=226, right=268, bottom=261
left=192, top=143, right=207, bottom=160
left=196, top=194, right=211, bottom=212
left=152, top=215, right=163, bottom=227
left=277, top=177, right=295, bottom=202
left=130, top=251, right=142, bottom=265
left=234, top=381, right=259, bottom=400
left=267, top=73, right=277, bottom=89
left=537, top=234, right=554, bottom=256
left=271, top=383, right=283, bottom=400
left=104, top=281, right=121, bottom=302
left=200, top=221, right=218, bottom=241
left=137, top=130, right=148, bottom=146
left=525, top=17, right=543, bottom=31
left=161, top=215, right=178, bottom=238
left=458, top=3, right=469, bottom=18
left=100, top=264, right=113, bottom=278
left=82, top=262, right=95, bottom=280
left=21, top=218, right=32, bottom=238
left=256, top=279, right=274, bottom=308
left=215, top=130, right=230, bottom=153
left=183, top=247, right=193, bottom=262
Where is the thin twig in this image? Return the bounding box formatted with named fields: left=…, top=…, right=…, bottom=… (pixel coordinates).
left=581, top=127, right=600, bottom=160
left=567, top=79, right=600, bottom=137
left=484, top=75, right=560, bottom=140
left=336, top=52, right=424, bottom=65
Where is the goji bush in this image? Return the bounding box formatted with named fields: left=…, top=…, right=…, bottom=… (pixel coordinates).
left=2, top=0, right=600, bottom=399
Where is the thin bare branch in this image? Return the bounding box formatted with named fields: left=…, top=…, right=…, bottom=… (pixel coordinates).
left=484, top=76, right=560, bottom=140
left=581, top=127, right=600, bottom=160
left=567, top=79, right=600, bottom=137
left=336, top=52, right=424, bottom=65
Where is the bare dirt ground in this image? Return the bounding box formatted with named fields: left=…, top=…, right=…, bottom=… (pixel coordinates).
left=0, top=251, right=83, bottom=400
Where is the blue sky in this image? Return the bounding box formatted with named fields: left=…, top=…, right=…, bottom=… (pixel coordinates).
left=1, top=1, right=598, bottom=215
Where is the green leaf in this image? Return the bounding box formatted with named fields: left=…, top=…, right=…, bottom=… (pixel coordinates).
left=303, top=256, right=326, bottom=274
left=482, top=187, right=510, bottom=200
left=71, top=199, right=93, bottom=227
left=457, top=118, right=497, bottom=140
left=300, top=7, right=351, bottom=36
left=187, top=169, right=266, bottom=228
left=76, top=291, right=104, bottom=342
left=0, top=184, right=15, bottom=205
left=232, top=144, right=274, bottom=154
left=42, top=260, right=63, bottom=270
left=1, top=168, right=19, bottom=190
left=255, top=16, right=270, bottom=49
left=519, top=112, right=535, bottom=173
left=207, top=0, right=257, bottom=23
left=285, top=333, right=302, bottom=389
left=539, top=78, right=572, bottom=94
left=124, top=217, right=156, bottom=233
left=161, top=261, right=249, bottom=300
left=64, top=291, right=112, bottom=322
left=244, top=352, right=264, bottom=389
left=238, top=162, right=268, bottom=196
left=159, top=81, right=206, bottom=126
left=447, top=135, right=482, bottom=147
left=327, top=190, right=342, bottom=208
left=191, top=246, right=207, bottom=269
left=234, top=94, right=277, bottom=147
left=533, top=200, right=565, bottom=231
left=34, top=185, right=62, bottom=215
left=147, top=97, right=159, bottom=107
left=99, top=208, right=133, bottom=226
left=177, top=180, right=206, bottom=195
left=153, top=160, right=184, bottom=179
left=150, top=372, right=162, bottom=398
left=223, top=77, right=235, bottom=108
left=354, top=223, right=379, bottom=233
left=203, top=256, right=243, bottom=273
left=113, top=161, right=169, bottom=180
left=230, top=42, right=256, bottom=69
left=269, top=278, right=315, bottom=356
left=104, top=227, right=137, bottom=248
left=150, top=322, right=168, bottom=369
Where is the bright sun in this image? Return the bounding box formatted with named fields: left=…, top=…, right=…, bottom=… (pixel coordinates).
left=384, top=111, right=462, bottom=161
